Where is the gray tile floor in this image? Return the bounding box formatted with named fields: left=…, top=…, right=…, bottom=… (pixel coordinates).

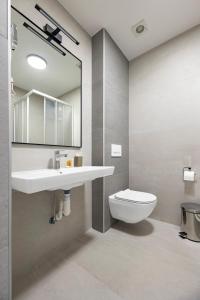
left=14, top=218, right=200, bottom=300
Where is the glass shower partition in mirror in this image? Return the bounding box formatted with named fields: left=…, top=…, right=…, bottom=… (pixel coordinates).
left=11, top=6, right=82, bottom=147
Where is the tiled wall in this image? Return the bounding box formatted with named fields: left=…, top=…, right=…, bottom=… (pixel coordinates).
left=92, top=30, right=129, bottom=232
left=11, top=0, right=92, bottom=293
left=0, top=1, right=11, bottom=299
left=129, top=25, right=200, bottom=225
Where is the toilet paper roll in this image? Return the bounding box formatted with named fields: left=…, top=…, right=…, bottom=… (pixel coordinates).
left=183, top=170, right=195, bottom=182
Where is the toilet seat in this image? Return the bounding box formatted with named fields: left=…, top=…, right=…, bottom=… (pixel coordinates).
left=109, top=189, right=157, bottom=223
left=115, top=189, right=156, bottom=204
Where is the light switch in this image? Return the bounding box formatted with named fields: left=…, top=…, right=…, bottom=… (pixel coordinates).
left=111, top=144, right=122, bottom=157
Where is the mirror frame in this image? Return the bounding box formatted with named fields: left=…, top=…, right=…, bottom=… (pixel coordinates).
left=11, top=5, right=82, bottom=149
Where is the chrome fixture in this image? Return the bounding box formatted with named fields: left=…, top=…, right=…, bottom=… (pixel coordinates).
left=180, top=202, right=200, bottom=242
left=54, top=150, right=68, bottom=169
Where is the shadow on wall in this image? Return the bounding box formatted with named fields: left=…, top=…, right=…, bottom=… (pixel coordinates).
left=12, top=184, right=91, bottom=297
left=112, top=220, right=154, bottom=237
left=13, top=231, right=95, bottom=298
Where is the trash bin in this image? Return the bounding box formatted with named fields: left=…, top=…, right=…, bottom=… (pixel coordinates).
left=179, top=202, right=200, bottom=242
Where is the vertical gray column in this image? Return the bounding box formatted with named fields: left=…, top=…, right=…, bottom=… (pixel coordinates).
left=0, top=0, right=11, bottom=299
left=92, top=30, right=104, bottom=232
left=92, top=30, right=129, bottom=232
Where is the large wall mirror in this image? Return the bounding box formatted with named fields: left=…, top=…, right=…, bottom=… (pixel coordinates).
left=11, top=6, right=82, bottom=147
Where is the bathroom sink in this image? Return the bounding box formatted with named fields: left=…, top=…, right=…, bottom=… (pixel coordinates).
left=12, top=166, right=114, bottom=194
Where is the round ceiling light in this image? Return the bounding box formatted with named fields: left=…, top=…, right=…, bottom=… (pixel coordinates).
left=27, top=54, right=47, bottom=70
left=135, top=24, right=145, bottom=34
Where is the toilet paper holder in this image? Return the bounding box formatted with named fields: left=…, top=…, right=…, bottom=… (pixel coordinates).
left=183, top=166, right=192, bottom=171
left=183, top=167, right=196, bottom=182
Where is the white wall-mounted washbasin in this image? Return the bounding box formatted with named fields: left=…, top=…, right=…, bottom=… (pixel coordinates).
left=12, top=166, right=114, bottom=194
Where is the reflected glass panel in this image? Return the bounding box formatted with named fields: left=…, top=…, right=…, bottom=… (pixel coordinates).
left=11, top=7, right=82, bottom=147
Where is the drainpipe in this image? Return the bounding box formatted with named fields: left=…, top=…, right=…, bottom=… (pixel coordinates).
left=56, top=196, right=64, bottom=221
left=63, top=190, right=71, bottom=216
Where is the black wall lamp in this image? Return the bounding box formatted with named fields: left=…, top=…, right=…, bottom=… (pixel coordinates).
left=35, top=4, right=80, bottom=46
left=11, top=4, right=80, bottom=57
left=23, top=22, right=66, bottom=56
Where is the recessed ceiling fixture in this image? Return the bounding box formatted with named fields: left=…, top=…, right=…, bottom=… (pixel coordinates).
left=27, top=54, right=47, bottom=70
left=136, top=24, right=145, bottom=34
left=131, top=20, right=147, bottom=37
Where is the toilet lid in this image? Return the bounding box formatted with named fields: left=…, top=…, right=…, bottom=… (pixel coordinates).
left=115, top=189, right=157, bottom=204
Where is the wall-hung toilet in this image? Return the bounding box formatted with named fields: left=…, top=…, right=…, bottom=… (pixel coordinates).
left=109, top=189, right=157, bottom=223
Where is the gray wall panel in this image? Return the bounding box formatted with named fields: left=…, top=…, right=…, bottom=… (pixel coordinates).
left=92, top=30, right=129, bottom=232
left=92, top=30, right=104, bottom=166
left=0, top=1, right=11, bottom=298
left=129, top=25, right=200, bottom=225
left=104, top=32, right=129, bottom=230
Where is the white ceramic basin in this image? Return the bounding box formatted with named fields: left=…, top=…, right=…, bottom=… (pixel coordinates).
left=12, top=166, right=114, bottom=194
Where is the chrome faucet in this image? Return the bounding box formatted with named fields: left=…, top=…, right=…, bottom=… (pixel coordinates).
left=54, top=150, right=68, bottom=169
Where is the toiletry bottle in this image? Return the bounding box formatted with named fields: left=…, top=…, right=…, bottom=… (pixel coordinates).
left=74, top=153, right=83, bottom=167
left=66, top=159, right=73, bottom=168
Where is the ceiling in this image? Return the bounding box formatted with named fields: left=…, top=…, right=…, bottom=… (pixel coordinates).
left=58, top=0, right=200, bottom=60
left=12, top=8, right=81, bottom=98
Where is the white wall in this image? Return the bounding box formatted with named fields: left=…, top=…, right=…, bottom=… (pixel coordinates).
left=129, top=25, right=200, bottom=225
left=11, top=0, right=92, bottom=292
